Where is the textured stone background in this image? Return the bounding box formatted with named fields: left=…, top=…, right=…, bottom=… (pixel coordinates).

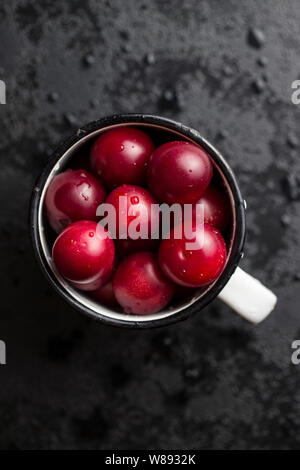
left=1, top=0, right=300, bottom=450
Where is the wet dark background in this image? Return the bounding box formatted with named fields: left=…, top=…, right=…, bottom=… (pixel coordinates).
left=1, top=0, right=300, bottom=450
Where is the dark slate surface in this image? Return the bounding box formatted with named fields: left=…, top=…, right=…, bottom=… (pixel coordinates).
left=1, top=0, right=300, bottom=450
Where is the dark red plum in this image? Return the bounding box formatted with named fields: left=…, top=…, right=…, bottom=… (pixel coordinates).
left=113, top=252, right=175, bottom=315
left=45, top=169, right=106, bottom=233
left=90, top=127, right=155, bottom=189
left=52, top=220, right=115, bottom=291
left=147, top=141, right=213, bottom=204
left=159, top=223, right=227, bottom=287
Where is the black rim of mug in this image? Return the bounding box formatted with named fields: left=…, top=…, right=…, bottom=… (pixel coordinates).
left=29, top=114, right=246, bottom=329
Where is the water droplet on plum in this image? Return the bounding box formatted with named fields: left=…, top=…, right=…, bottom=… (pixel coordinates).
left=131, top=196, right=139, bottom=204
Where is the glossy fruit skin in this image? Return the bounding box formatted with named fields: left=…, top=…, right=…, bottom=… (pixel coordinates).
left=91, top=281, right=119, bottom=309
left=113, top=252, right=175, bottom=315
left=45, top=169, right=106, bottom=233
left=159, top=223, right=227, bottom=287
left=147, top=141, right=213, bottom=204
left=52, top=220, right=115, bottom=291
left=194, top=186, right=230, bottom=232
left=90, top=127, right=155, bottom=189
left=104, top=184, right=160, bottom=246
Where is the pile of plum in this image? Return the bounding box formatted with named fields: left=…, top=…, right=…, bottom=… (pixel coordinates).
left=45, top=127, right=230, bottom=315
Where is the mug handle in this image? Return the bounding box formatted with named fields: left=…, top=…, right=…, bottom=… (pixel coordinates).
left=218, top=267, right=277, bottom=324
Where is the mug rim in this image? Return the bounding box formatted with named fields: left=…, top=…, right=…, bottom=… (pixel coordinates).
left=30, top=113, right=246, bottom=328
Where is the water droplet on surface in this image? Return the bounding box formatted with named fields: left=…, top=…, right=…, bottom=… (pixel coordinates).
left=281, top=214, right=291, bottom=227
left=247, top=27, right=265, bottom=49
left=120, top=145, right=125, bottom=151
left=67, top=238, right=77, bottom=247
left=252, top=78, right=265, bottom=94
left=287, top=132, right=299, bottom=149
left=131, top=196, right=139, bottom=204
left=257, top=56, right=268, bottom=67
left=48, top=91, right=59, bottom=103
left=284, top=174, right=299, bottom=201
left=83, top=53, right=95, bottom=67
left=89, top=232, right=94, bottom=237
left=144, top=52, right=155, bottom=65
left=64, top=112, right=77, bottom=127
